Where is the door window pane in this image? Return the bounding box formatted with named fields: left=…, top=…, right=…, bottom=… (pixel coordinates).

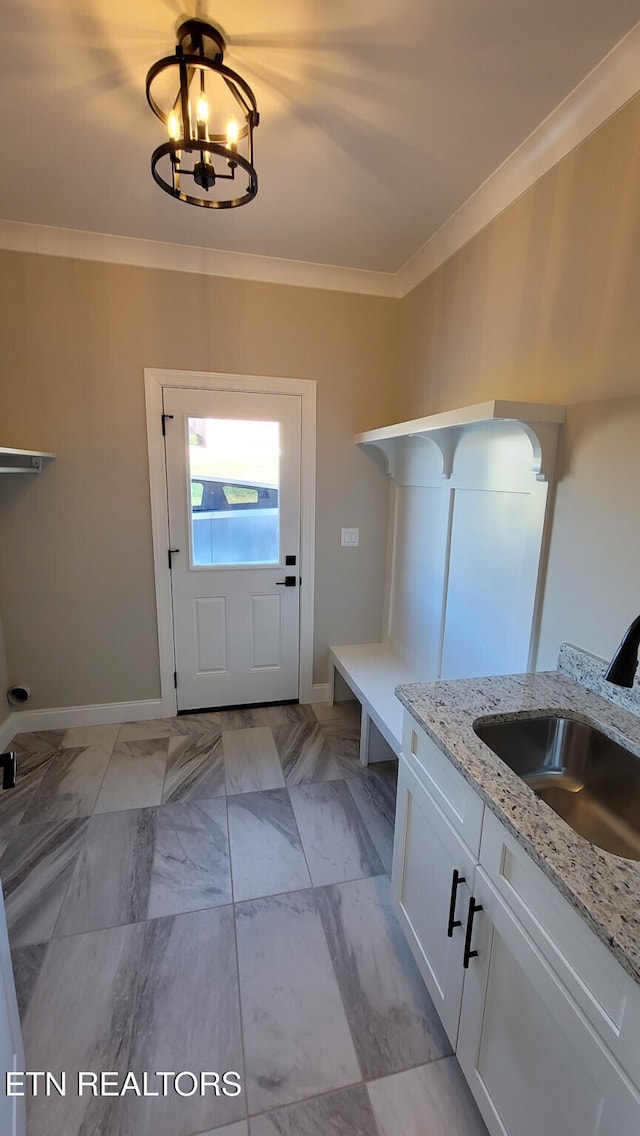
left=189, top=417, right=280, bottom=566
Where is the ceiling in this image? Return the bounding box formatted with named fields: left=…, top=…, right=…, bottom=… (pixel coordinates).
left=0, top=0, right=639, bottom=274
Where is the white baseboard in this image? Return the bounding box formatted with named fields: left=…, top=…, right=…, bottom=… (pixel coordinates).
left=0, top=714, right=16, bottom=751
left=1, top=689, right=336, bottom=740
left=3, top=699, right=166, bottom=738
left=302, top=683, right=330, bottom=705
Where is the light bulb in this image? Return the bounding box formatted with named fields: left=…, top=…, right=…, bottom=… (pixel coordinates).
left=226, top=118, right=239, bottom=146
left=167, top=111, right=180, bottom=141
left=196, top=96, right=209, bottom=124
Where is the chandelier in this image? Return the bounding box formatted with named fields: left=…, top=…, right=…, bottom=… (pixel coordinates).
left=145, top=18, right=259, bottom=209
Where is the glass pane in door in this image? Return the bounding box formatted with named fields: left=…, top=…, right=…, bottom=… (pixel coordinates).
left=189, top=417, right=280, bottom=566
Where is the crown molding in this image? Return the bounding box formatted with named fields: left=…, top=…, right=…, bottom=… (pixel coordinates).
left=0, top=20, right=638, bottom=301
left=397, top=19, right=640, bottom=297
left=0, top=219, right=402, bottom=299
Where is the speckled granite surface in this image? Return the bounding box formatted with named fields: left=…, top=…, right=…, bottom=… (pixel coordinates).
left=395, top=663, right=640, bottom=985
left=559, top=641, right=640, bottom=716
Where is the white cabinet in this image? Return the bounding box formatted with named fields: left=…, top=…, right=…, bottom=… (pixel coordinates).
left=392, top=716, right=640, bottom=1136
left=392, top=719, right=484, bottom=1043
left=458, top=867, right=640, bottom=1136
left=392, top=753, right=476, bottom=1043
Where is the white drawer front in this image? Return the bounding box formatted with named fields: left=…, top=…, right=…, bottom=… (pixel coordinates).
left=480, top=807, right=640, bottom=1089
left=402, top=716, right=484, bottom=857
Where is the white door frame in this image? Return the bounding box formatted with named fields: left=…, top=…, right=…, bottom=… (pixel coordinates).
left=145, top=368, right=317, bottom=717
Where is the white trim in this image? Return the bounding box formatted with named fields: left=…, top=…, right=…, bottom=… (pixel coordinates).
left=144, top=368, right=318, bottom=713
left=307, top=683, right=330, bottom=706
left=1, top=699, right=165, bottom=738
left=0, top=714, right=16, bottom=751
left=0, top=23, right=637, bottom=300
left=0, top=219, right=400, bottom=299
left=397, top=20, right=640, bottom=296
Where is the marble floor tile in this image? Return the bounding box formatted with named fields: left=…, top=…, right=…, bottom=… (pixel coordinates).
left=249, top=1084, right=378, bottom=1136
left=0, top=817, right=89, bottom=947
left=123, top=906, right=245, bottom=1136
left=223, top=727, right=285, bottom=795
left=219, top=706, right=272, bottom=730
left=367, top=1057, right=488, bottom=1136
left=162, top=732, right=225, bottom=803
left=11, top=729, right=66, bottom=756
left=117, top=718, right=173, bottom=742
left=55, top=808, right=156, bottom=936
left=94, top=737, right=169, bottom=813
left=0, top=819, right=17, bottom=859
left=266, top=703, right=314, bottom=727
left=227, top=789, right=311, bottom=902
left=317, top=875, right=451, bottom=1080
left=288, top=781, right=384, bottom=886
left=24, top=920, right=145, bottom=1136
left=272, top=722, right=342, bottom=786
left=311, top=700, right=361, bottom=723
left=236, top=890, right=361, bottom=1114
left=346, top=761, right=398, bottom=873
left=200, top=1125, right=248, bottom=1136
left=171, top=711, right=225, bottom=735
left=0, top=741, right=60, bottom=827
left=10, top=941, right=48, bottom=1020
left=61, top=723, right=120, bottom=750
left=147, top=798, right=231, bottom=919
left=20, top=744, right=113, bottom=824
left=320, top=721, right=365, bottom=778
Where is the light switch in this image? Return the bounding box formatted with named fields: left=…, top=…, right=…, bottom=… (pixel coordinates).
left=341, top=528, right=359, bottom=547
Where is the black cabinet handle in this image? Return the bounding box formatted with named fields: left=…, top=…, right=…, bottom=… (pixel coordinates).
left=447, top=869, right=466, bottom=937
left=463, top=896, right=483, bottom=968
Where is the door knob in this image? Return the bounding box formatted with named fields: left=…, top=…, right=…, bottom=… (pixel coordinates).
left=275, top=576, right=297, bottom=587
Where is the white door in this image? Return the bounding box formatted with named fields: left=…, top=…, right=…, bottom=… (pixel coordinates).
left=164, top=387, right=301, bottom=710
left=0, top=883, right=25, bottom=1136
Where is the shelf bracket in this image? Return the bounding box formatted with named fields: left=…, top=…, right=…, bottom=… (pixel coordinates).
left=0, top=448, right=55, bottom=475
left=409, top=427, right=460, bottom=479
left=357, top=438, right=398, bottom=478
left=518, top=420, right=562, bottom=483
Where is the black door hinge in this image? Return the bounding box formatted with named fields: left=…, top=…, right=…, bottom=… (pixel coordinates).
left=161, top=413, right=174, bottom=436
left=173, top=671, right=177, bottom=689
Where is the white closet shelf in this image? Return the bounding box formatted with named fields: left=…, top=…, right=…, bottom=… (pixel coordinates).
left=0, top=447, right=56, bottom=474
left=355, top=399, right=565, bottom=481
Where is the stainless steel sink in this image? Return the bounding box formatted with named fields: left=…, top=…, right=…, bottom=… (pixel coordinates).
left=474, top=715, right=640, bottom=860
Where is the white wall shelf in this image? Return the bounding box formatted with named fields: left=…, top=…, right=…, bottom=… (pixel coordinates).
left=0, top=447, right=56, bottom=475
left=355, top=399, right=566, bottom=481
left=344, top=395, right=566, bottom=703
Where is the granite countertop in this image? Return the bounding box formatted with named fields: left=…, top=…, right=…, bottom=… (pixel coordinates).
left=395, top=650, right=640, bottom=985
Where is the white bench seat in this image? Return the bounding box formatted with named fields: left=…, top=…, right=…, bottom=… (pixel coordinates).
left=327, top=643, right=418, bottom=765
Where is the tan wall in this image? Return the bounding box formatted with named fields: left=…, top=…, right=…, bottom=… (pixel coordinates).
left=536, top=395, right=640, bottom=669
left=0, top=616, right=9, bottom=731
left=0, top=252, right=400, bottom=709
left=400, top=95, right=640, bottom=667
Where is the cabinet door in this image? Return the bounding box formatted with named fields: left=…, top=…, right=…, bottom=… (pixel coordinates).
left=391, top=753, right=477, bottom=1045
left=457, top=868, right=640, bottom=1136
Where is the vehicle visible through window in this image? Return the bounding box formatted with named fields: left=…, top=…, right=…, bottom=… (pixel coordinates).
left=188, top=416, right=281, bottom=567
left=191, top=477, right=279, bottom=513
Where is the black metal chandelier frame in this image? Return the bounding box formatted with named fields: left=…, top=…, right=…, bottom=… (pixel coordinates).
left=145, top=19, right=259, bottom=209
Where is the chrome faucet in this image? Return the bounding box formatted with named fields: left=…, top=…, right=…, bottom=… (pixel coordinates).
left=604, top=614, right=640, bottom=688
